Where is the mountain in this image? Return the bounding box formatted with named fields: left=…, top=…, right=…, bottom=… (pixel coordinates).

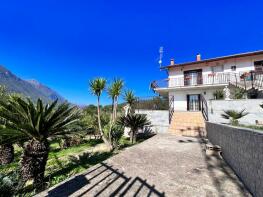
left=0, top=65, right=65, bottom=103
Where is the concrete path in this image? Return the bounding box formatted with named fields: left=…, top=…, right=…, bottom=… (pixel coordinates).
left=37, top=134, right=251, bottom=197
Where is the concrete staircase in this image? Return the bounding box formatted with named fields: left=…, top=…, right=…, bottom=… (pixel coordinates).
left=169, top=112, right=206, bottom=137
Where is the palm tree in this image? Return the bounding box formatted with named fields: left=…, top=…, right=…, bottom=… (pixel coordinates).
left=0, top=97, right=80, bottom=191
left=117, top=114, right=151, bottom=143
left=124, top=90, right=137, bottom=114
left=221, top=109, right=249, bottom=125
left=0, top=85, right=15, bottom=165
left=108, top=78, right=124, bottom=122
left=89, top=78, right=112, bottom=149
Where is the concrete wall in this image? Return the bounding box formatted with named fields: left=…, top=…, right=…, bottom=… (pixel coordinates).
left=169, top=87, right=223, bottom=111
left=135, top=109, right=169, bottom=133
left=206, top=122, right=263, bottom=197
left=208, top=99, right=263, bottom=125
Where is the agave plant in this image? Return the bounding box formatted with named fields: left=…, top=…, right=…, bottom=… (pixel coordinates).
left=0, top=97, right=80, bottom=191
left=221, top=109, right=249, bottom=125
left=124, top=90, right=137, bottom=114
left=117, top=114, right=151, bottom=143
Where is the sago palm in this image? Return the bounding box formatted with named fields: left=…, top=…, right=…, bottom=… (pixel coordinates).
left=117, top=114, right=151, bottom=143
left=124, top=90, right=137, bottom=114
left=0, top=85, right=14, bottom=165
left=221, top=109, right=249, bottom=125
left=0, top=97, right=80, bottom=191
left=108, top=78, right=124, bottom=122
left=89, top=78, right=112, bottom=149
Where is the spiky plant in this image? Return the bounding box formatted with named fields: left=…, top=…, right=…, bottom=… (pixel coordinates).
left=221, top=109, right=249, bottom=125
left=89, top=78, right=112, bottom=150
left=0, top=85, right=15, bottom=165
left=108, top=78, right=124, bottom=122
left=0, top=97, right=80, bottom=191
left=124, top=90, right=137, bottom=114
left=117, top=114, right=151, bottom=143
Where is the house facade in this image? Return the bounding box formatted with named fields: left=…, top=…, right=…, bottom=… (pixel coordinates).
left=152, top=50, right=263, bottom=113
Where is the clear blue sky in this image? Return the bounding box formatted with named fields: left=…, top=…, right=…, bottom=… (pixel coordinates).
left=0, top=0, right=263, bottom=105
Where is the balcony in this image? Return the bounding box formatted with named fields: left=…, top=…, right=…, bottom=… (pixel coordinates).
left=151, top=73, right=231, bottom=90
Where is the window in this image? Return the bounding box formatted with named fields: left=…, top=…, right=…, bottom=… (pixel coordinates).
left=212, top=65, right=224, bottom=73
left=254, top=60, right=263, bottom=72
left=231, top=66, right=236, bottom=71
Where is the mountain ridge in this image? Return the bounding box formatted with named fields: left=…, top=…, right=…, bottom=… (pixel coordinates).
left=0, top=65, right=65, bottom=103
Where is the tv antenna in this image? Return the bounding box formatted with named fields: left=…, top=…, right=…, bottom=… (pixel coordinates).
left=158, top=46, right=164, bottom=67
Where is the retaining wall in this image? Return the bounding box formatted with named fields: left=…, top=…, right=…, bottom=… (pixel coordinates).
left=135, top=109, right=169, bottom=133
left=206, top=122, right=263, bottom=197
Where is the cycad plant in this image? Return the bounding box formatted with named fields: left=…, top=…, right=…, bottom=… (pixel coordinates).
left=0, top=97, right=80, bottom=191
left=0, top=85, right=14, bottom=165
left=221, top=109, right=249, bottom=125
left=89, top=78, right=112, bottom=149
left=117, top=114, right=151, bottom=143
left=124, top=90, right=137, bottom=114
left=108, top=78, right=124, bottom=122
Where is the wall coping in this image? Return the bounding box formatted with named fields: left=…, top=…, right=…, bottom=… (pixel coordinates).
left=206, top=122, right=263, bottom=136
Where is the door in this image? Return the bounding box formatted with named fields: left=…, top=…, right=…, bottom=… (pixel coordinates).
left=184, top=70, right=202, bottom=86
left=187, top=94, right=201, bottom=111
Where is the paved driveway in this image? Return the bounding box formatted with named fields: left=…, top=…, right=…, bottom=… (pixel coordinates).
left=38, top=134, right=250, bottom=197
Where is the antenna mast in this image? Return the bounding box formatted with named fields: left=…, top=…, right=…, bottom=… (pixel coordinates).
left=158, top=46, right=164, bottom=68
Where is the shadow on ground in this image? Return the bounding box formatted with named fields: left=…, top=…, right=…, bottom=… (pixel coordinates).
left=47, top=162, right=165, bottom=197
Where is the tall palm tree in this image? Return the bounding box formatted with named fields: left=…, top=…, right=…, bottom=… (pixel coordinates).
left=89, top=78, right=112, bottom=149
left=221, top=109, right=249, bottom=125
left=108, top=79, right=124, bottom=122
left=124, top=90, right=137, bottom=114
left=0, top=97, right=80, bottom=191
left=117, top=114, right=151, bottom=143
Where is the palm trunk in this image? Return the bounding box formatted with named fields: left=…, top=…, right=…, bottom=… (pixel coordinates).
left=114, top=96, right=118, bottom=121
left=97, top=97, right=113, bottom=150
left=21, top=139, right=49, bottom=192
left=0, top=144, right=14, bottom=165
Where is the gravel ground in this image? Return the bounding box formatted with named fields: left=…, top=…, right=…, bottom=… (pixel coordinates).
left=37, top=134, right=251, bottom=197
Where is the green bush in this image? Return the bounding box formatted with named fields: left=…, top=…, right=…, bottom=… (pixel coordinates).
left=233, top=87, right=246, bottom=99
left=213, top=90, right=224, bottom=100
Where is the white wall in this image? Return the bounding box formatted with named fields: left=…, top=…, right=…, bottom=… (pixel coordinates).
left=168, top=54, right=263, bottom=78
left=169, top=87, right=219, bottom=111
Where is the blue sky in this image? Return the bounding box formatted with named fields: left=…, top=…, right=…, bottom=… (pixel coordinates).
left=0, top=0, right=263, bottom=105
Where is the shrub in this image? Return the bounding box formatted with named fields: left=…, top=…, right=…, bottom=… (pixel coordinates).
left=233, top=87, right=246, bottom=99
left=221, top=109, right=249, bottom=126
left=213, top=90, right=224, bottom=100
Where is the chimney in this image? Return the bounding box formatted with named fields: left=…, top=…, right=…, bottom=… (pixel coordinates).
left=196, top=53, right=201, bottom=61
left=170, top=58, right=175, bottom=65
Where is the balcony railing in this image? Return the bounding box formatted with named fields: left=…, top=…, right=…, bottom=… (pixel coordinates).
left=151, top=73, right=231, bottom=89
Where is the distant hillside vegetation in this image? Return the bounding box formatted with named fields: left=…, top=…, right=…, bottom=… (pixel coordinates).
left=0, top=65, right=65, bottom=103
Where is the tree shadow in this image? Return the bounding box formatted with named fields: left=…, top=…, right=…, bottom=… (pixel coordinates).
left=197, top=138, right=250, bottom=197
left=47, top=162, right=165, bottom=197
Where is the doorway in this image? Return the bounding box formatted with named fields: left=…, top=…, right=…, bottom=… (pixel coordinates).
left=187, top=94, right=201, bottom=111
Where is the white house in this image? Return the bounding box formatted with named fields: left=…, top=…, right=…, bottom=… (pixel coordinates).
left=150, top=50, right=263, bottom=136
left=152, top=50, right=263, bottom=112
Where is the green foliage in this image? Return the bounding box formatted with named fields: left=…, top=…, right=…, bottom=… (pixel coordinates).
left=0, top=172, right=19, bottom=196
left=213, top=90, right=224, bottom=100
left=89, top=78, right=107, bottom=97
left=233, top=87, right=246, bottom=99
left=117, top=114, right=151, bottom=143
left=221, top=109, right=249, bottom=125
left=0, top=97, right=81, bottom=144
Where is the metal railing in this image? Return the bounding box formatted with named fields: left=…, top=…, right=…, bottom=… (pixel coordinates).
left=169, top=96, right=174, bottom=124
left=200, top=94, right=208, bottom=121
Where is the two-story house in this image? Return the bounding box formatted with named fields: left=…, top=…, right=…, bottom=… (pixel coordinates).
left=151, top=50, right=263, bottom=136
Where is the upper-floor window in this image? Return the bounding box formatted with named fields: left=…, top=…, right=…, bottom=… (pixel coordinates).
left=212, top=65, right=224, bottom=73
left=254, top=60, right=263, bottom=72
left=231, top=66, right=236, bottom=71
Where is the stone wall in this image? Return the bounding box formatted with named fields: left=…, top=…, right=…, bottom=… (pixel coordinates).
left=206, top=122, right=263, bottom=197
left=135, top=110, right=169, bottom=133
left=208, top=99, right=263, bottom=125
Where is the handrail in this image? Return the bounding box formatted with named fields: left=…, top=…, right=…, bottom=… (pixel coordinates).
left=200, top=94, right=208, bottom=121
left=169, top=96, right=174, bottom=124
